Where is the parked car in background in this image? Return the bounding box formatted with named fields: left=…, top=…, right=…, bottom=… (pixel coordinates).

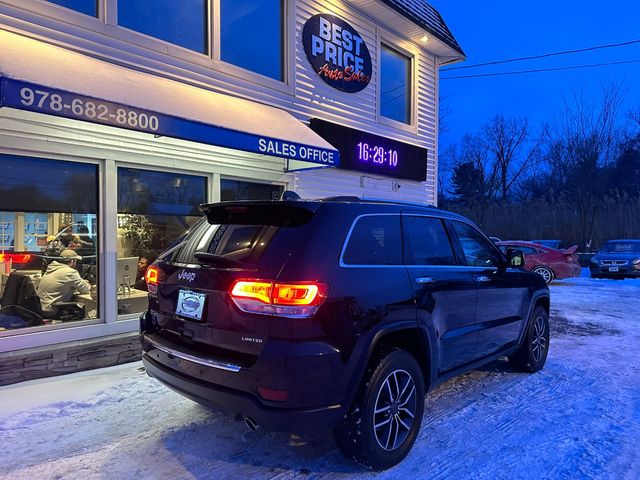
left=489, top=236, right=502, bottom=243
left=590, top=240, right=640, bottom=279
left=496, top=241, right=580, bottom=284
left=529, top=240, right=565, bottom=250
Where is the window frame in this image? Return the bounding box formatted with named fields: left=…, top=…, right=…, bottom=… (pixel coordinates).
left=0, top=150, right=105, bottom=338
left=377, top=32, right=418, bottom=133
left=9, top=0, right=293, bottom=93
left=212, top=0, right=294, bottom=92
left=112, top=0, right=212, bottom=58
left=114, top=162, right=210, bottom=319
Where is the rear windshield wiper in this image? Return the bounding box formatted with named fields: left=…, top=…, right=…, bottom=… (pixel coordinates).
left=194, top=252, right=246, bottom=267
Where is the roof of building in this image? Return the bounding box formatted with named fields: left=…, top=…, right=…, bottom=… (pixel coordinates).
left=379, top=0, right=464, bottom=55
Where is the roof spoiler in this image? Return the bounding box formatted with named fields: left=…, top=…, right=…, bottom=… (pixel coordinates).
left=199, top=200, right=319, bottom=227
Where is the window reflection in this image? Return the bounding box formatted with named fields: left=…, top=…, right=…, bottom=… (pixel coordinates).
left=0, top=155, right=99, bottom=331
left=221, top=179, right=283, bottom=201
left=118, top=0, right=208, bottom=53
left=46, top=0, right=97, bottom=17
left=116, top=168, right=207, bottom=316
left=380, top=45, right=411, bottom=124
left=221, top=0, right=284, bottom=80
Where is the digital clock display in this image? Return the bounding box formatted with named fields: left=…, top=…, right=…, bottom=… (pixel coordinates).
left=310, top=119, right=428, bottom=181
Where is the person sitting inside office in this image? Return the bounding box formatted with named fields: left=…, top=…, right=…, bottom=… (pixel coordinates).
left=37, top=249, right=91, bottom=315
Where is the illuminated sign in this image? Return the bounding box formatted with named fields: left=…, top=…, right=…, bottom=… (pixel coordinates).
left=310, top=119, right=428, bottom=181
left=0, top=77, right=339, bottom=167
left=302, top=14, right=372, bottom=93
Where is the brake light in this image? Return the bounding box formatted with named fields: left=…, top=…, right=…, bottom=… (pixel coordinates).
left=0, top=253, right=33, bottom=264
left=231, top=281, right=272, bottom=304
left=229, top=279, right=328, bottom=318
left=145, top=265, right=160, bottom=294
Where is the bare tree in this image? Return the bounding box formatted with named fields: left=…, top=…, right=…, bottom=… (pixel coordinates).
left=482, top=115, right=547, bottom=201
left=553, top=83, right=625, bottom=248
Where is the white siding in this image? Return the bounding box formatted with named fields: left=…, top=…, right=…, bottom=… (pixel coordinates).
left=0, top=0, right=439, bottom=204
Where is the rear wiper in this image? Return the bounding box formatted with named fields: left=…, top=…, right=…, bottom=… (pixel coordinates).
left=194, top=252, right=246, bottom=267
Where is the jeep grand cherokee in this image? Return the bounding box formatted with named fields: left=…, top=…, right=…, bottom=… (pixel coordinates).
left=140, top=196, right=550, bottom=470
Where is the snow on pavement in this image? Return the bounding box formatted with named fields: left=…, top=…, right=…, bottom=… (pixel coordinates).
left=1, top=274, right=639, bottom=479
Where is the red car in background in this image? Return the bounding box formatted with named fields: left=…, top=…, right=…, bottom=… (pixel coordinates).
left=496, top=241, right=581, bottom=284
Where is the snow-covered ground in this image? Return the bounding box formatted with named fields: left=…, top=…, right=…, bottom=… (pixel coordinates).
left=1, top=273, right=639, bottom=479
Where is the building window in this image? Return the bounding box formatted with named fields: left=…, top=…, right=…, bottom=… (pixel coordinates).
left=117, top=0, right=208, bottom=54
left=221, top=179, right=283, bottom=201
left=0, top=154, right=99, bottom=331
left=380, top=44, right=411, bottom=124
left=45, top=0, right=98, bottom=17
left=220, top=0, right=284, bottom=80
left=116, top=168, right=207, bottom=316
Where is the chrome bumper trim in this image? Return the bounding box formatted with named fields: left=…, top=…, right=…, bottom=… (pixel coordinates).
left=144, top=334, right=242, bottom=373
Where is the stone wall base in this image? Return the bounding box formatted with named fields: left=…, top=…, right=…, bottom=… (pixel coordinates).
left=0, top=333, right=142, bottom=386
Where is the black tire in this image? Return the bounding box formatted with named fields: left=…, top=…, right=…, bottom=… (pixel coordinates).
left=333, top=350, right=425, bottom=470
left=532, top=266, right=554, bottom=284
left=509, top=306, right=550, bottom=373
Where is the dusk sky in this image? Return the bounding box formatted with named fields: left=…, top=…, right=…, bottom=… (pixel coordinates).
left=430, top=1, right=640, bottom=148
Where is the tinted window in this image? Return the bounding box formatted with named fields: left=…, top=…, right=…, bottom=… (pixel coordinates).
left=0, top=154, right=99, bottom=327
left=221, top=179, right=283, bottom=201
left=403, top=216, right=456, bottom=265
left=162, top=222, right=278, bottom=266
left=117, top=168, right=207, bottom=313
left=343, top=215, right=402, bottom=265
left=118, top=168, right=206, bottom=217
left=221, top=0, right=283, bottom=80
left=118, top=0, right=208, bottom=53
left=46, top=0, right=97, bottom=16
left=520, top=246, right=539, bottom=255
left=452, top=222, right=502, bottom=267
left=380, top=45, right=411, bottom=124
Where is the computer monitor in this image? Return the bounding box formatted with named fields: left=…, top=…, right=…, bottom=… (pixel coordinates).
left=116, top=257, right=138, bottom=291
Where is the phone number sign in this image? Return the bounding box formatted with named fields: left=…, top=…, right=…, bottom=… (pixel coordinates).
left=0, top=77, right=339, bottom=166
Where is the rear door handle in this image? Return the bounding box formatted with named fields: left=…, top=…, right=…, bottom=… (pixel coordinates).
left=475, top=275, right=492, bottom=282
left=416, top=277, right=435, bottom=285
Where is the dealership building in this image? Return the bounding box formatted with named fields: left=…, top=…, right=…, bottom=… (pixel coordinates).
left=0, top=0, right=463, bottom=384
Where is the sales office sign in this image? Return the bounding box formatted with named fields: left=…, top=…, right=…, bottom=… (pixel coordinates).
left=302, top=14, right=372, bottom=93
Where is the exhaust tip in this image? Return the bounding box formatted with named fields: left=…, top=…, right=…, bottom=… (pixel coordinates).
left=244, top=416, right=258, bottom=432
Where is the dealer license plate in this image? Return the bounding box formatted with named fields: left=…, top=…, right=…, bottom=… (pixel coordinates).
left=608, top=266, right=619, bottom=272
left=175, top=289, right=207, bottom=321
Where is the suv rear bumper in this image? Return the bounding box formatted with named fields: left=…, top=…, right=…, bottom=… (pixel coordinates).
left=143, top=353, right=346, bottom=433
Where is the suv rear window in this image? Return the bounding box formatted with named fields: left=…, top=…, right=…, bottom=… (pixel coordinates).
left=343, top=215, right=402, bottom=265
left=158, top=203, right=317, bottom=266
left=160, top=221, right=278, bottom=266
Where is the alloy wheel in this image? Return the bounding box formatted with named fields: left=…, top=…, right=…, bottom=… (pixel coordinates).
left=533, top=267, right=553, bottom=284
left=530, top=315, right=547, bottom=363
left=373, top=369, right=417, bottom=451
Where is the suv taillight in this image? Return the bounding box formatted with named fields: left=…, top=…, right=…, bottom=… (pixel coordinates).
left=230, top=279, right=328, bottom=318
left=145, top=265, right=160, bottom=294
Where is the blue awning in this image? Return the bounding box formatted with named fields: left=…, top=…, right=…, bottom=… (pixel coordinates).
left=0, top=30, right=339, bottom=168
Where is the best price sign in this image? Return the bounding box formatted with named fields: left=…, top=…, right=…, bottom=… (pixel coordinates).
left=302, top=14, right=372, bottom=93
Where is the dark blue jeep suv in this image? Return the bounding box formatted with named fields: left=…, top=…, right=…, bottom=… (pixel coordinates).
left=140, top=196, right=550, bottom=470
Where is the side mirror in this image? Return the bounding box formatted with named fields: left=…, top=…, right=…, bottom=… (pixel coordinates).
left=506, top=248, right=525, bottom=268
